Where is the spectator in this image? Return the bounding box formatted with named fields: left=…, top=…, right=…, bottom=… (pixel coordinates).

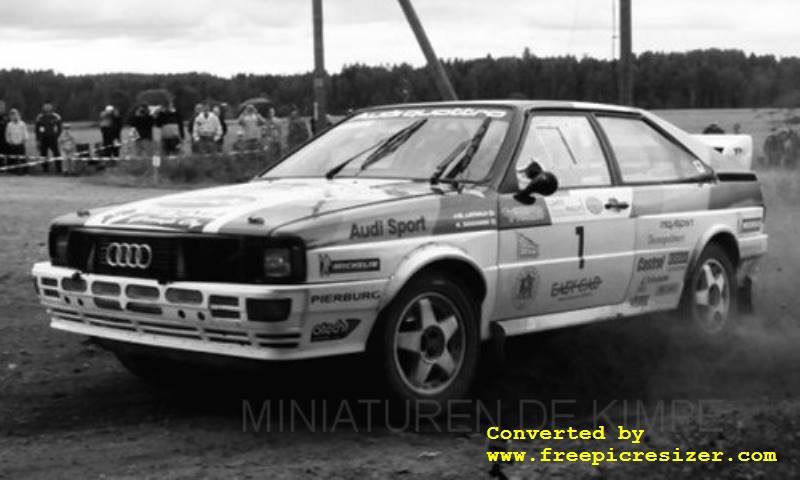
left=236, top=104, right=267, bottom=152
left=187, top=103, right=203, bottom=153
left=733, top=123, right=742, bottom=135
left=287, top=106, right=310, bottom=150
left=192, top=103, right=222, bottom=154
left=5, top=108, right=28, bottom=174
left=154, top=102, right=185, bottom=156
left=59, top=124, right=77, bottom=175
left=0, top=100, right=8, bottom=169
left=99, top=105, right=122, bottom=158
left=702, top=123, right=725, bottom=134
left=129, top=104, right=154, bottom=157
left=264, top=107, right=283, bottom=159
left=213, top=105, right=227, bottom=150
left=35, top=102, right=63, bottom=173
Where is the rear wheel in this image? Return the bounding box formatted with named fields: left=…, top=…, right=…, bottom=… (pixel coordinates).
left=682, top=244, right=738, bottom=341
left=372, top=272, right=480, bottom=409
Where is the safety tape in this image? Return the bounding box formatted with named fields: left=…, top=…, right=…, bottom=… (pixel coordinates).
left=0, top=147, right=272, bottom=173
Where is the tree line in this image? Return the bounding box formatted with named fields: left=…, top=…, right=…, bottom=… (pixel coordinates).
left=1, top=48, right=799, bottom=121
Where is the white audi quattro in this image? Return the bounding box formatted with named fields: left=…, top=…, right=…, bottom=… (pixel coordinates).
left=32, top=101, right=767, bottom=406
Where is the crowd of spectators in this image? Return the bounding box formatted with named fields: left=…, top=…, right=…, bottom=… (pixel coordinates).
left=0, top=98, right=312, bottom=175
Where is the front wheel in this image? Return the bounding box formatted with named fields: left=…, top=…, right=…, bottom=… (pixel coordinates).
left=681, top=243, right=738, bottom=342
left=372, top=272, right=480, bottom=409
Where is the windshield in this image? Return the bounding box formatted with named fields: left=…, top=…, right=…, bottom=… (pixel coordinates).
left=263, top=107, right=512, bottom=181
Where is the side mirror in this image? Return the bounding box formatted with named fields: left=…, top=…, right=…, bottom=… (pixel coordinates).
left=514, top=162, right=558, bottom=204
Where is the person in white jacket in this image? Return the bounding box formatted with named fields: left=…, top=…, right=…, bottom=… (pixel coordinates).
left=5, top=108, right=28, bottom=173
left=192, top=103, right=222, bottom=154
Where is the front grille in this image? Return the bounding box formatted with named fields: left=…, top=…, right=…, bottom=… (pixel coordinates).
left=62, top=230, right=294, bottom=283
left=93, top=235, right=177, bottom=280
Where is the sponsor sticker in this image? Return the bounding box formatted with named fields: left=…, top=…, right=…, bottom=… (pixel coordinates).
left=635, top=274, right=670, bottom=293
left=512, top=267, right=539, bottom=310
left=585, top=197, right=604, bottom=215
left=647, top=233, right=685, bottom=246
left=637, top=255, right=666, bottom=272
left=310, top=318, right=361, bottom=342
left=309, top=290, right=381, bottom=305
left=500, top=204, right=548, bottom=225
left=667, top=251, right=690, bottom=266
left=453, top=209, right=497, bottom=229
left=319, top=254, right=380, bottom=276
left=692, top=160, right=707, bottom=174
left=659, top=219, right=695, bottom=230
left=655, top=283, right=681, bottom=297
left=547, top=196, right=585, bottom=218
left=354, top=108, right=508, bottom=120
left=350, top=216, right=427, bottom=239
left=515, top=233, right=540, bottom=259
left=550, top=276, right=603, bottom=300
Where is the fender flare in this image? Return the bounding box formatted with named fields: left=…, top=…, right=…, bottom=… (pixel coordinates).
left=376, top=242, right=487, bottom=312
left=687, top=224, right=739, bottom=278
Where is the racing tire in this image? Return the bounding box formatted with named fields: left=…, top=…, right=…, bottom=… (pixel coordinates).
left=680, top=243, right=739, bottom=344
left=370, top=271, right=480, bottom=412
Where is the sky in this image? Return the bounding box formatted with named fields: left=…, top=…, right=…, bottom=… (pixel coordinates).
left=1, top=0, right=798, bottom=77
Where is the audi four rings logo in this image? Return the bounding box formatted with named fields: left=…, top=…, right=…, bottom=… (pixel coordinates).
left=105, top=242, right=153, bottom=269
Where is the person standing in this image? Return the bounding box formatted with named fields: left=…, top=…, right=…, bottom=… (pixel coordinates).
left=264, top=107, right=283, bottom=160
left=5, top=108, right=28, bottom=174
left=192, top=103, right=222, bottom=154
left=213, top=105, right=227, bottom=151
left=0, top=101, right=9, bottom=169
left=187, top=103, right=203, bottom=153
left=35, top=102, right=63, bottom=173
left=59, top=124, right=77, bottom=175
left=236, top=104, right=267, bottom=152
left=155, top=102, right=185, bottom=156
left=99, top=105, right=122, bottom=158
left=129, top=104, right=154, bottom=157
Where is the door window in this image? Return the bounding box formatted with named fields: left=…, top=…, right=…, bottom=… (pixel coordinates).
left=515, top=115, right=611, bottom=189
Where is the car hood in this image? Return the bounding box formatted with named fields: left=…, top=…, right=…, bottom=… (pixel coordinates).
left=78, top=178, right=437, bottom=234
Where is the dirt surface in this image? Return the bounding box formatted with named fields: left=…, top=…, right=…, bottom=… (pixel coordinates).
left=1, top=175, right=799, bottom=479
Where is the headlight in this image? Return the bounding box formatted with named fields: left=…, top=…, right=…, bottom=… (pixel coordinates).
left=263, top=248, right=293, bottom=278
left=48, top=226, right=71, bottom=266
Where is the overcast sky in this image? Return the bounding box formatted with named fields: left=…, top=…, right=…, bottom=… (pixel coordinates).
left=1, top=0, right=798, bottom=76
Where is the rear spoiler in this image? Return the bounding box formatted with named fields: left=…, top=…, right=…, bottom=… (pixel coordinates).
left=692, top=134, right=753, bottom=171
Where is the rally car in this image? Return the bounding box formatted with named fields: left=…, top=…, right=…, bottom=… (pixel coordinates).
left=32, top=101, right=768, bottom=406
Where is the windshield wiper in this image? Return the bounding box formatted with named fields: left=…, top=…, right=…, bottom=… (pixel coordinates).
left=324, top=118, right=427, bottom=180
left=430, top=117, right=492, bottom=187
left=356, top=118, right=428, bottom=174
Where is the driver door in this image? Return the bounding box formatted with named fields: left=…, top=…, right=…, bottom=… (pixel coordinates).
left=493, top=112, right=636, bottom=321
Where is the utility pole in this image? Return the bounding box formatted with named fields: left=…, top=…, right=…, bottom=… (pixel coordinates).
left=397, top=0, right=458, bottom=101
left=618, top=0, right=633, bottom=105
left=312, top=0, right=328, bottom=132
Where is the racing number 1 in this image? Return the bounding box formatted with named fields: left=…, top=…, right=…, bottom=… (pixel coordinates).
left=575, top=226, right=585, bottom=269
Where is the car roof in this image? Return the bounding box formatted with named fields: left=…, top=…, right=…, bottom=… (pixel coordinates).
left=364, top=99, right=639, bottom=115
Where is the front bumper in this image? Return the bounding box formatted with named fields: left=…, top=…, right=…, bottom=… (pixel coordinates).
left=32, top=262, right=386, bottom=361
